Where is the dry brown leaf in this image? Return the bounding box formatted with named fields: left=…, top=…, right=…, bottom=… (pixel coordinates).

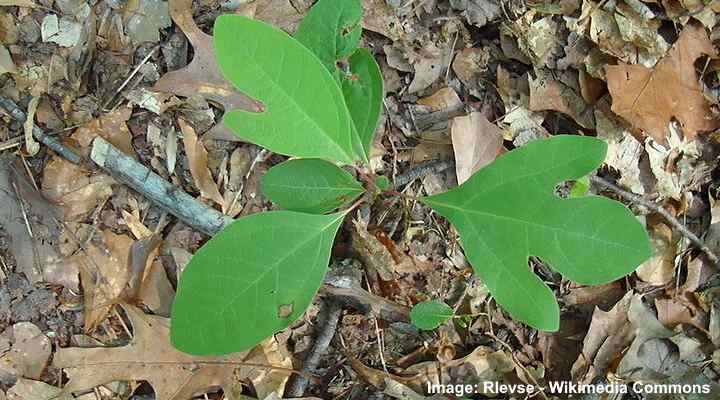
left=607, top=23, right=718, bottom=142
left=452, top=48, right=492, bottom=98
left=417, top=87, right=462, bottom=111
left=571, top=291, right=636, bottom=383
left=352, top=218, right=396, bottom=281
left=153, top=0, right=263, bottom=141
left=41, top=157, right=114, bottom=220
left=408, top=43, right=447, bottom=94
left=403, top=346, right=514, bottom=395
left=0, top=323, right=51, bottom=382
left=6, top=379, right=65, bottom=400
left=361, top=0, right=404, bottom=40
left=242, top=336, right=293, bottom=399
left=635, top=221, right=678, bottom=285
left=655, top=297, right=708, bottom=332
left=238, top=0, right=304, bottom=34
left=77, top=230, right=134, bottom=331
left=178, top=119, right=224, bottom=206
left=137, top=258, right=175, bottom=317
left=72, top=105, right=134, bottom=156
left=450, top=112, right=504, bottom=184
left=528, top=69, right=594, bottom=128
left=0, top=155, right=76, bottom=288
left=53, top=305, right=250, bottom=400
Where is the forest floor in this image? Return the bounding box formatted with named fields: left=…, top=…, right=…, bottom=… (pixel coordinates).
left=0, top=0, right=720, bottom=399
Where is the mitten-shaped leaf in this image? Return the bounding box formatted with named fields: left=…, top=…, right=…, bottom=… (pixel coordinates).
left=422, top=136, right=652, bottom=331
left=214, top=15, right=365, bottom=164
left=261, top=158, right=364, bottom=214
left=171, top=211, right=345, bottom=355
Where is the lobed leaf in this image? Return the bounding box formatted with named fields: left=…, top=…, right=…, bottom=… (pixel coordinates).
left=261, top=158, right=364, bottom=214
left=213, top=15, right=365, bottom=164
left=171, top=211, right=345, bottom=355
left=421, top=136, right=652, bottom=331
left=410, top=300, right=455, bottom=330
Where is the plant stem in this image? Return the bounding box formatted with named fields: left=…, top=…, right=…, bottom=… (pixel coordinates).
left=590, top=175, right=719, bottom=266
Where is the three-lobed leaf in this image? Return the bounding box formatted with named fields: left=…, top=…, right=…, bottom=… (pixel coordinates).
left=422, top=136, right=652, bottom=331
left=410, top=300, right=455, bottom=330
left=261, top=158, right=364, bottom=214
left=171, top=211, right=345, bottom=355
left=213, top=15, right=366, bottom=164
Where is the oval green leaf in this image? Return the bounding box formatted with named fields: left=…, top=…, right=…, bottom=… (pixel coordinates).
left=294, top=0, right=384, bottom=159
left=171, top=211, right=345, bottom=355
left=294, top=0, right=363, bottom=82
left=261, top=158, right=364, bottom=214
left=342, top=48, right=384, bottom=158
left=410, top=300, right=454, bottom=330
left=421, top=136, right=652, bottom=332
left=213, top=15, right=365, bottom=164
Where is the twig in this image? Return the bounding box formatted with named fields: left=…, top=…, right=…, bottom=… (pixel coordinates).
left=590, top=175, right=720, bottom=266
left=393, top=159, right=454, bottom=188
left=285, top=299, right=343, bottom=397
left=101, top=46, right=159, bottom=111
left=91, top=137, right=233, bottom=236
left=0, top=97, right=83, bottom=164
left=0, top=96, right=233, bottom=236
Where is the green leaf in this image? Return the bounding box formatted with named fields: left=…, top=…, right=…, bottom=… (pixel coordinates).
left=294, top=0, right=363, bottom=82
left=570, top=175, right=590, bottom=198
left=171, top=211, right=345, bottom=355
left=374, top=175, right=390, bottom=191
left=421, top=136, right=652, bottom=331
left=294, top=0, right=384, bottom=158
left=261, top=158, right=364, bottom=214
left=213, top=15, right=365, bottom=164
left=410, top=300, right=455, bottom=330
left=342, top=48, right=384, bottom=158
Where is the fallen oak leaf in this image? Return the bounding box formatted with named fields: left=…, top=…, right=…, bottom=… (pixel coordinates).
left=153, top=0, right=263, bottom=141
left=53, top=305, right=256, bottom=400
left=76, top=230, right=135, bottom=331
left=607, top=23, right=718, bottom=143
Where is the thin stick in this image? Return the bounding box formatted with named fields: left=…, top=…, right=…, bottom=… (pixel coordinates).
left=393, top=159, right=454, bottom=188
left=101, top=46, right=159, bottom=111
left=285, top=300, right=343, bottom=397
left=0, top=97, right=83, bottom=164
left=91, top=137, right=233, bottom=235
left=590, top=175, right=719, bottom=266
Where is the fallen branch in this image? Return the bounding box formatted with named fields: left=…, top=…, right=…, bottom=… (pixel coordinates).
left=0, top=97, right=83, bottom=165
left=591, top=175, right=719, bottom=266
left=393, top=159, right=454, bottom=188
left=285, top=299, right=343, bottom=397
left=0, top=96, right=232, bottom=236
left=91, top=137, right=233, bottom=236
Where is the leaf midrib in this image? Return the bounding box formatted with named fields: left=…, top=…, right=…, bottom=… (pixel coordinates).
left=226, top=20, right=359, bottom=163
